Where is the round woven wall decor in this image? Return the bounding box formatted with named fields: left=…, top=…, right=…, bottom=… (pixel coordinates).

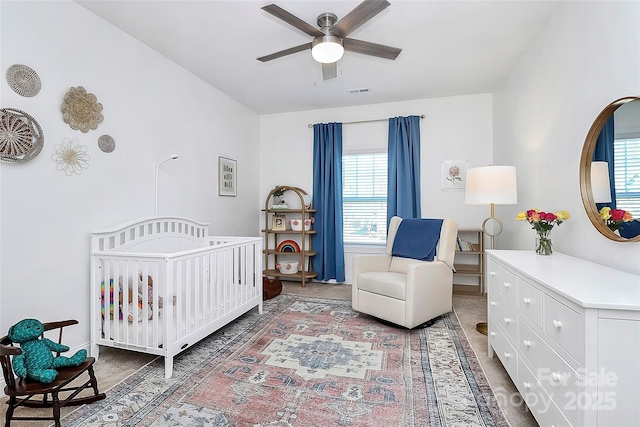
left=98, top=134, right=115, bottom=153
left=61, top=86, right=104, bottom=133
left=5, top=64, right=41, bottom=97
left=0, top=108, right=44, bottom=163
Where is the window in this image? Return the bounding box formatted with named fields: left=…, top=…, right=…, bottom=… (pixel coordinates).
left=614, top=138, right=640, bottom=217
left=342, top=152, right=387, bottom=244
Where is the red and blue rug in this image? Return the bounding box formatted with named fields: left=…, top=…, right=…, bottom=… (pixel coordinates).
left=64, top=295, right=508, bottom=426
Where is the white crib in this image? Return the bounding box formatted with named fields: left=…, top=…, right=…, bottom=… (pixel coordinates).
left=90, top=216, right=262, bottom=378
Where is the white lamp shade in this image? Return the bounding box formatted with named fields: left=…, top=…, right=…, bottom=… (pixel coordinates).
left=465, top=166, right=518, bottom=205
left=311, top=40, right=344, bottom=63
left=590, top=161, right=612, bottom=203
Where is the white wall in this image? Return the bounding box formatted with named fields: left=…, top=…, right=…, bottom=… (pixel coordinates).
left=494, top=1, right=640, bottom=275
left=0, top=1, right=260, bottom=348
left=260, top=94, right=494, bottom=282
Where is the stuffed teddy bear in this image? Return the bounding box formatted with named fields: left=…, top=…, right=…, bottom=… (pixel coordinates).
left=7, top=318, right=87, bottom=383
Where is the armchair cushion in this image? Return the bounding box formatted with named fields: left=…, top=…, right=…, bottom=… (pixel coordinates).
left=391, top=218, right=443, bottom=261
left=358, top=272, right=407, bottom=300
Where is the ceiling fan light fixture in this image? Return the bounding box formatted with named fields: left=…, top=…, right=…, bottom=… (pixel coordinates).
left=311, top=36, right=344, bottom=64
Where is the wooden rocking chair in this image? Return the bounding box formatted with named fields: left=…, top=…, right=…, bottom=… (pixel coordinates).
left=0, top=320, right=106, bottom=427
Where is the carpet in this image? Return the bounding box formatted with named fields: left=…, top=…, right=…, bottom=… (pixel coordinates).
left=64, top=295, right=508, bottom=427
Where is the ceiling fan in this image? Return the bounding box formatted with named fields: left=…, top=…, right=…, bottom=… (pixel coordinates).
left=257, top=0, right=402, bottom=80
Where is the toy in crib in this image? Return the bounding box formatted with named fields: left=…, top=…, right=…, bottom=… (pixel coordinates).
left=100, top=279, right=121, bottom=320
left=101, top=275, right=165, bottom=322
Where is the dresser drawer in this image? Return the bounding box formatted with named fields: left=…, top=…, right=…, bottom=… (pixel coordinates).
left=519, top=357, right=573, bottom=427
left=519, top=320, right=580, bottom=426
left=488, top=316, right=518, bottom=381
left=495, top=265, right=518, bottom=307
left=518, top=278, right=543, bottom=328
left=489, top=286, right=518, bottom=343
left=487, top=257, right=499, bottom=288
left=544, top=295, right=582, bottom=362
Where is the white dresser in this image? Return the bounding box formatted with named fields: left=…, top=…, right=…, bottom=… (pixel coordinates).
left=486, top=250, right=640, bottom=427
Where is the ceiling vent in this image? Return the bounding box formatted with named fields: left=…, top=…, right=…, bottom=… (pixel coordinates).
left=348, top=88, right=370, bottom=94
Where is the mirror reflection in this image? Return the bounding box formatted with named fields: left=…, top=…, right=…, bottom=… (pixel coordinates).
left=581, top=97, right=640, bottom=241
left=592, top=100, right=640, bottom=238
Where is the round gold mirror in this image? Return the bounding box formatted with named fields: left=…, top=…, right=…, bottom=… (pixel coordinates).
left=579, top=96, right=640, bottom=242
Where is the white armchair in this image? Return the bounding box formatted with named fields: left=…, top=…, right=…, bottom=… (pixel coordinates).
left=352, top=216, right=458, bottom=328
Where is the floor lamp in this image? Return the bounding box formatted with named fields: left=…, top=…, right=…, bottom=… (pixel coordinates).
left=465, top=165, right=518, bottom=335
left=154, top=154, right=180, bottom=216
left=590, top=161, right=612, bottom=204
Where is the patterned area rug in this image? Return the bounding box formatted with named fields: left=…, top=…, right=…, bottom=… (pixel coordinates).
left=64, top=295, right=508, bottom=427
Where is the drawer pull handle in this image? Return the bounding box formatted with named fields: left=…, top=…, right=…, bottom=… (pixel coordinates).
left=503, top=317, right=511, bottom=324
left=523, top=340, right=531, bottom=347
left=490, top=332, right=496, bottom=337
left=503, top=352, right=511, bottom=359
left=490, top=301, right=496, bottom=306
left=523, top=381, right=531, bottom=389
left=551, top=372, right=562, bottom=382
left=489, top=271, right=496, bottom=276
left=503, top=282, right=511, bottom=288
left=552, top=319, right=562, bottom=329
left=523, top=297, right=531, bottom=304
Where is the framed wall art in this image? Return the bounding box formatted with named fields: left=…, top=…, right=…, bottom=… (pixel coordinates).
left=441, top=160, right=468, bottom=190
left=218, top=156, right=237, bottom=197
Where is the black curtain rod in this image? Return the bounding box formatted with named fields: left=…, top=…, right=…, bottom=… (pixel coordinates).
left=308, top=114, right=425, bottom=128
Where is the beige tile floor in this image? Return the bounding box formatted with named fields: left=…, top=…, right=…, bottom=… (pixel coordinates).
left=1, top=282, right=538, bottom=426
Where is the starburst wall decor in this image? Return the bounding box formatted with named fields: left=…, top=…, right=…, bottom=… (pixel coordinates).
left=52, top=137, right=91, bottom=175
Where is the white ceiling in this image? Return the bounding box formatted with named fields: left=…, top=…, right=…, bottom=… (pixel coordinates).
left=76, top=0, right=560, bottom=115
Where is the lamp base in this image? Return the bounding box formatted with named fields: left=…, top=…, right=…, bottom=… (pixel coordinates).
left=476, top=321, right=488, bottom=335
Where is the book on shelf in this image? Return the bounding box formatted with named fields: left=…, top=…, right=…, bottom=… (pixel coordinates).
left=456, top=238, right=475, bottom=252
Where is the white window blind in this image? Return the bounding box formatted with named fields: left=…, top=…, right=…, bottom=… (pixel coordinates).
left=614, top=138, right=640, bottom=217
left=342, top=152, right=388, bottom=244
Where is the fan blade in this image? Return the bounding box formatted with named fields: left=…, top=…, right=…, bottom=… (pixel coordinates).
left=257, top=42, right=312, bottom=62
left=343, top=38, right=401, bottom=60
left=262, top=4, right=324, bottom=37
left=331, top=0, right=390, bottom=38
left=322, top=63, right=337, bottom=80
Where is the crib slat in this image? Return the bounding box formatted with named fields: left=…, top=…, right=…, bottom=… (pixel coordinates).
left=176, top=261, right=183, bottom=340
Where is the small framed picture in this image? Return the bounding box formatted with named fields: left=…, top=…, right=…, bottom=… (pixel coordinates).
left=272, top=214, right=286, bottom=231
left=218, top=156, right=237, bottom=197
left=441, top=160, right=468, bottom=191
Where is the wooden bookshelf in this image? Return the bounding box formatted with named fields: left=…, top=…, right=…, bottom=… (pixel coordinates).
left=453, top=229, right=484, bottom=296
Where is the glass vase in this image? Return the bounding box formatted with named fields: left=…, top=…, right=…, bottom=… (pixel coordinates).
left=535, top=232, right=552, bottom=255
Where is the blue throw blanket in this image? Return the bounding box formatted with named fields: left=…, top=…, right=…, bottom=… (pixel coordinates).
left=619, top=219, right=640, bottom=239
left=392, top=218, right=443, bottom=261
